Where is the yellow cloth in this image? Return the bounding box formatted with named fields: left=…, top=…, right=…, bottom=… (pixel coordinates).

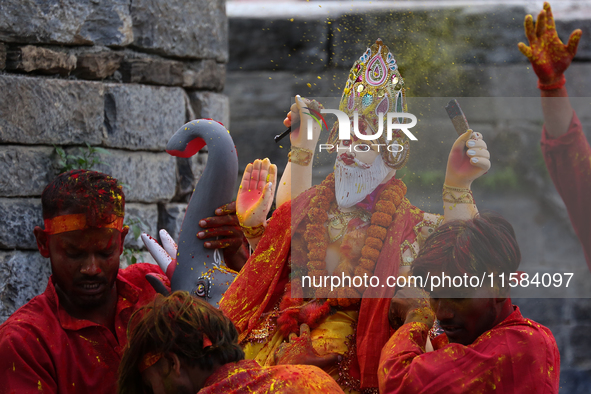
left=244, top=311, right=359, bottom=393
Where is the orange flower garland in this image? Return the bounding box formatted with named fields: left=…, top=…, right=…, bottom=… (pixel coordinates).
left=277, top=174, right=407, bottom=336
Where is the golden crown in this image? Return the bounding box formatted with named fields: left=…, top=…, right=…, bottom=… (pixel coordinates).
left=327, top=38, right=410, bottom=169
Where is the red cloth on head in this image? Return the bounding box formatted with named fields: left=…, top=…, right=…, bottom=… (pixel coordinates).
left=378, top=305, right=560, bottom=394
left=541, top=111, right=591, bottom=269
left=200, top=359, right=344, bottom=393
left=0, top=263, right=168, bottom=394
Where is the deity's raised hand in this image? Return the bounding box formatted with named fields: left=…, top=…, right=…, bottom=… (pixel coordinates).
left=445, top=130, right=490, bottom=189
left=284, top=95, right=323, bottom=150
left=141, top=229, right=178, bottom=279
left=236, top=158, right=277, bottom=237
left=518, top=2, right=581, bottom=89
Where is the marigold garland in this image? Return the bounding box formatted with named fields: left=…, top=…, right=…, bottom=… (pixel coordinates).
left=302, top=174, right=406, bottom=307
left=277, top=173, right=407, bottom=335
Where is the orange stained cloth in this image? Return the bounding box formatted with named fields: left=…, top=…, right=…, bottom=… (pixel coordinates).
left=378, top=306, right=560, bottom=394
left=200, top=359, right=344, bottom=393
left=0, top=263, right=169, bottom=394
left=541, top=111, right=591, bottom=269
left=220, top=181, right=425, bottom=389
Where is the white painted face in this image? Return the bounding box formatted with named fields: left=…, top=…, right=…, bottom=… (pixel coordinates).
left=334, top=147, right=392, bottom=209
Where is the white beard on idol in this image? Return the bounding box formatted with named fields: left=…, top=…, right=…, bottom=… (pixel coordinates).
left=334, top=153, right=392, bottom=209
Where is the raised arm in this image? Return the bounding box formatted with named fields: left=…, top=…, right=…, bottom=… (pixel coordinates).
left=442, top=130, right=491, bottom=221
left=518, top=2, right=591, bottom=268
left=518, top=1, right=581, bottom=137
left=276, top=96, right=323, bottom=208
left=236, top=158, right=277, bottom=251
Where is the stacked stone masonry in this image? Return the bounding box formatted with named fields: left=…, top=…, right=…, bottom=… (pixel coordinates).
left=0, top=0, right=229, bottom=325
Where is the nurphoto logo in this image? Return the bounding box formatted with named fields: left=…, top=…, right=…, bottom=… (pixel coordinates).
left=304, top=108, right=418, bottom=153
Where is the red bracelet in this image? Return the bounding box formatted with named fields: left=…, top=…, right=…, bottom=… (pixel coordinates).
left=538, top=74, right=566, bottom=90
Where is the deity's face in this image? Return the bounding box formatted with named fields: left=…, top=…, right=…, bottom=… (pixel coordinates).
left=333, top=115, right=396, bottom=208
left=35, top=220, right=128, bottom=311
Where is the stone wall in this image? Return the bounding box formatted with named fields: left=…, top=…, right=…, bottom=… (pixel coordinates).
left=0, top=0, right=229, bottom=321
left=225, top=1, right=591, bottom=391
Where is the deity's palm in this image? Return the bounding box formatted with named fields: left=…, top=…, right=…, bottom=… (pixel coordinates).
left=518, top=2, right=581, bottom=84
left=236, top=158, right=277, bottom=228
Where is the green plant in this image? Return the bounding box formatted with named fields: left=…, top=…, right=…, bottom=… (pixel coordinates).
left=122, top=215, right=151, bottom=265
left=55, top=143, right=111, bottom=174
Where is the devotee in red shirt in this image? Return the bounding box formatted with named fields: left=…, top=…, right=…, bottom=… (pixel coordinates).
left=117, top=291, right=344, bottom=394
left=0, top=170, right=168, bottom=394
left=0, top=169, right=247, bottom=394
left=378, top=212, right=560, bottom=394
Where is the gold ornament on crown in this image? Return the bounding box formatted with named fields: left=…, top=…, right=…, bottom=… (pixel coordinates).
left=327, top=38, right=410, bottom=169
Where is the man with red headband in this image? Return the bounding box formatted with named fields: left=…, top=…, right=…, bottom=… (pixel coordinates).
left=0, top=170, right=246, bottom=394
left=378, top=212, right=560, bottom=393
left=518, top=2, right=590, bottom=269
left=0, top=170, right=168, bottom=394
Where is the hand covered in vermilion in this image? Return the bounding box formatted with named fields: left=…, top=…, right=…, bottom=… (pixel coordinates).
left=389, top=286, right=435, bottom=330
left=274, top=323, right=340, bottom=369
left=517, top=2, right=582, bottom=87
left=198, top=201, right=248, bottom=271
left=236, top=158, right=277, bottom=229
left=444, top=130, right=491, bottom=189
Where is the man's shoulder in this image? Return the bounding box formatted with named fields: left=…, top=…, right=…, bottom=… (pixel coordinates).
left=476, top=308, right=558, bottom=352
left=118, top=262, right=165, bottom=283
left=0, top=290, right=56, bottom=340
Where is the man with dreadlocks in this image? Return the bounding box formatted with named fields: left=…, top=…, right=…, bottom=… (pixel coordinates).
left=118, top=291, right=343, bottom=394
left=223, top=38, right=492, bottom=392
left=0, top=170, right=170, bottom=394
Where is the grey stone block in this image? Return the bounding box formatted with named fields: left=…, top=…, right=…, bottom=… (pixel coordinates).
left=513, top=298, right=566, bottom=328
left=569, top=324, right=591, bottom=366
left=559, top=368, right=591, bottom=394
left=188, top=92, right=230, bottom=129
left=231, top=119, right=288, bottom=172
left=158, top=202, right=187, bottom=242
left=0, top=146, right=57, bottom=197
left=173, top=152, right=208, bottom=203
left=130, top=0, right=228, bottom=62
left=0, top=198, right=42, bottom=250
left=229, top=18, right=328, bottom=72
left=102, top=84, right=187, bottom=151
left=0, top=75, right=104, bottom=145
left=0, top=250, right=51, bottom=322
left=124, top=203, right=159, bottom=249
left=183, top=60, right=225, bottom=91
left=0, top=0, right=133, bottom=46
left=6, top=45, right=77, bottom=75
left=120, top=57, right=184, bottom=86
left=226, top=71, right=294, bottom=121
left=572, top=299, right=591, bottom=324
left=0, top=43, right=6, bottom=70
left=87, top=148, right=177, bottom=203
left=74, top=49, right=124, bottom=80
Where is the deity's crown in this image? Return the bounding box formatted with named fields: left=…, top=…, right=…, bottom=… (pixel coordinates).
left=327, top=38, right=410, bottom=169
